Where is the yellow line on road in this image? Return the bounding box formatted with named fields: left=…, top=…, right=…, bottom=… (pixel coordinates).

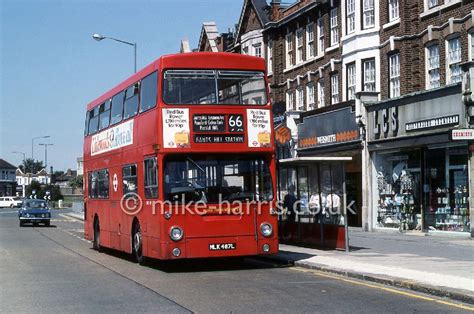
left=291, top=267, right=474, bottom=312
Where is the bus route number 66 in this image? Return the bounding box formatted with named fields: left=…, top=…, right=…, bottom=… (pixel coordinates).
left=228, top=114, right=244, bottom=133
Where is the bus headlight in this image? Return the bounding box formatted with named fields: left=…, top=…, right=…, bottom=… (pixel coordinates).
left=169, top=226, right=184, bottom=241
left=260, top=223, right=273, bottom=237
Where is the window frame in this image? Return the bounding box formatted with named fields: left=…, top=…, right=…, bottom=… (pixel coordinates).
left=286, top=33, right=294, bottom=68
left=346, top=63, right=356, bottom=100
left=286, top=90, right=295, bottom=111
left=389, top=53, right=400, bottom=98
left=267, top=39, right=273, bottom=73
left=363, top=58, right=376, bottom=92
left=446, top=36, right=462, bottom=84
left=88, top=106, right=100, bottom=135
left=139, top=71, right=158, bottom=113
left=306, top=82, right=315, bottom=110
left=426, top=43, right=440, bottom=89
left=110, top=90, right=126, bottom=126
left=122, top=164, right=138, bottom=197
left=330, top=8, right=339, bottom=46
left=296, top=28, right=304, bottom=64
left=317, top=79, right=325, bottom=108
left=317, top=17, right=325, bottom=55
left=362, top=0, right=375, bottom=29
left=388, top=0, right=399, bottom=22
left=144, top=157, right=158, bottom=199
left=296, top=86, right=304, bottom=111
left=347, top=0, right=356, bottom=34
left=306, top=23, right=315, bottom=59
left=98, top=99, right=111, bottom=131
left=331, top=74, right=339, bottom=105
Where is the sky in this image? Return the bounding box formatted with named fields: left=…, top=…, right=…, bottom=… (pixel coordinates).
left=0, top=0, right=243, bottom=171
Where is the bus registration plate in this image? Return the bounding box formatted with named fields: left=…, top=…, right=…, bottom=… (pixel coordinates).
left=209, top=243, right=236, bottom=251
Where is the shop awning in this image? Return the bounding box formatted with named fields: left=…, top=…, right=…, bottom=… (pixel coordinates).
left=279, top=157, right=352, bottom=165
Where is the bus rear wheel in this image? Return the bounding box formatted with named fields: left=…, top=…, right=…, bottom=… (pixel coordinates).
left=93, top=218, right=102, bottom=252
left=132, top=222, right=146, bottom=265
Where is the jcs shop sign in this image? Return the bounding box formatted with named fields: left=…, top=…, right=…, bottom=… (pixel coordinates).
left=367, top=87, right=464, bottom=141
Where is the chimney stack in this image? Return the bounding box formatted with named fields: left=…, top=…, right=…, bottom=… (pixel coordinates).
left=270, top=0, right=282, bottom=21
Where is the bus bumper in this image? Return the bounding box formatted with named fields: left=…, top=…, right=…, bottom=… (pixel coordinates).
left=156, top=236, right=279, bottom=259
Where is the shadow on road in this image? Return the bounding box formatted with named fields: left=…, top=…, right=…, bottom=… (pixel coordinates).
left=93, top=246, right=292, bottom=273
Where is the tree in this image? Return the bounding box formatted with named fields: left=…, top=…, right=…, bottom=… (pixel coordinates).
left=69, top=175, right=83, bottom=189
left=25, top=181, right=63, bottom=201
left=18, top=158, right=44, bottom=174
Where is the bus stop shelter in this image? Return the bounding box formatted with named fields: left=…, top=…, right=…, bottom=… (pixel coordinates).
left=277, top=157, right=352, bottom=251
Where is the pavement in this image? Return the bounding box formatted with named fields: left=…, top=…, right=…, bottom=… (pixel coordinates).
left=63, top=210, right=474, bottom=304
left=268, top=229, right=474, bottom=304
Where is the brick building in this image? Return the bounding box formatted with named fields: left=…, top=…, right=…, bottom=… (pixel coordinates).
left=185, top=0, right=474, bottom=236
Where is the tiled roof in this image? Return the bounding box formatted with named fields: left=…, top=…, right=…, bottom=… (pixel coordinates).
left=0, top=159, right=17, bottom=169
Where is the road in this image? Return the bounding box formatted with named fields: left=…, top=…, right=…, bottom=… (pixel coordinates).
left=0, top=208, right=472, bottom=313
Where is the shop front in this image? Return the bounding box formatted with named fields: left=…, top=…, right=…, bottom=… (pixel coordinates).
left=278, top=157, right=351, bottom=250
left=366, top=85, right=471, bottom=234
left=296, top=102, right=363, bottom=227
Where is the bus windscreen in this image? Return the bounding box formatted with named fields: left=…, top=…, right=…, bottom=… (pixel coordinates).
left=164, top=155, right=273, bottom=203
left=163, top=70, right=267, bottom=105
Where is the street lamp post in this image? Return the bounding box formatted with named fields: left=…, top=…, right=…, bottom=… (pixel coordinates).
left=32, top=135, right=50, bottom=160
left=38, top=143, right=53, bottom=169
left=93, top=33, right=137, bottom=73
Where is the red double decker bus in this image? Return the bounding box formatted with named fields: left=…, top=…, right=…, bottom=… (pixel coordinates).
left=83, top=52, right=278, bottom=262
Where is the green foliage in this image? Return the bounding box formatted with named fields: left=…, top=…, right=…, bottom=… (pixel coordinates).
left=69, top=175, right=83, bottom=189
left=25, top=181, right=63, bottom=201
left=19, top=158, right=44, bottom=173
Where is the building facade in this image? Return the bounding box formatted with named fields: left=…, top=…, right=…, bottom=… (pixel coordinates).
left=187, top=0, right=474, bottom=235
left=0, top=159, right=17, bottom=196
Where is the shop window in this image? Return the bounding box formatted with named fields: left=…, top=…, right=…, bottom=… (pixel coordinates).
left=423, top=146, right=469, bottom=232
left=374, top=150, right=422, bottom=230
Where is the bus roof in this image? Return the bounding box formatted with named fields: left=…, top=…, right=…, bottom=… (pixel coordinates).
left=86, top=52, right=266, bottom=111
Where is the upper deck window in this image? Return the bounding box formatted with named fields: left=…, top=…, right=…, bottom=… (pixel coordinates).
left=110, top=90, right=125, bottom=125
left=163, top=70, right=267, bottom=105
left=123, top=83, right=139, bottom=120
left=88, top=107, right=99, bottom=135
left=140, top=71, right=158, bottom=113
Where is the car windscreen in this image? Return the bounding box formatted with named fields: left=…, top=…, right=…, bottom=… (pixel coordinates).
left=163, top=70, right=267, bottom=105
left=23, top=200, right=47, bottom=208
left=164, top=154, right=273, bottom=203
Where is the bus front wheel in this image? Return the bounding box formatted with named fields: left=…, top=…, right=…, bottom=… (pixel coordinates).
left=132, top=222, right=146, bottom=265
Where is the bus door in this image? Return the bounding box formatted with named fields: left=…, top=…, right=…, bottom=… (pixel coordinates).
left=109, top=167, right=123, bottom=250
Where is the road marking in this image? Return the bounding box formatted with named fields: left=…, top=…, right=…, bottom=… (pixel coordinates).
left=291, top=267, right=474, bottom=311
left=58, top=214, right=84, bottom=223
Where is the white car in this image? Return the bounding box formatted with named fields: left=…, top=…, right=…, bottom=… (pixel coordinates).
left=0, top=196, right=22, bottom=208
